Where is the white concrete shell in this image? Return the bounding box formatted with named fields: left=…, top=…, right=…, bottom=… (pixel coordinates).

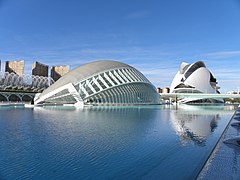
left=34, top=60, right=160, bottom=106
left=170, top=61, right=223, bottom=103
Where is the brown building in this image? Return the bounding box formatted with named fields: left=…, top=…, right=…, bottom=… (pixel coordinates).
left=162, top=87, right=170, bottom=93
left=157, top=87, right=163, bottom=93
left=5, top=60, right=24, bottom=76
left=32, top=61, right=48, bottom=77
left=51, top=65, right=70, bottom=81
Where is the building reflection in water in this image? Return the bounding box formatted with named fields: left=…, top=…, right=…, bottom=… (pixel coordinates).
left=170, top=104, right=234, bottom=146
left=32, top=104, right=235, bottom=148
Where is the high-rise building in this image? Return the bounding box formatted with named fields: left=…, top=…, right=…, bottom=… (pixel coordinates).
left=5, top=60, right=24, bottom=76
left=32, top=61, right=48, bottom=77
left=51, top=65, right=70, bottom=81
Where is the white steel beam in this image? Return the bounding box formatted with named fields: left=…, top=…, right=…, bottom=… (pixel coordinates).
left=118, top=69, right=130, bottom=82
left=104, top=73, right=115, bottom=86
left=93, top=76, right=103, bottom=91
left=99, top=75, right=109, bottom=88
left=113, top=70, right=125, bottom=83
left=109, top=71, right=121, bottom=85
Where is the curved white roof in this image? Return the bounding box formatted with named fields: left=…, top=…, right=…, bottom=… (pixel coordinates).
left=169, top=61, right=222, bottom=103
left=39, top=60, right=134, bottom=98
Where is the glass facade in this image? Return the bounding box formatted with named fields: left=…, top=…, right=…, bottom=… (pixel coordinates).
left=41, top=66, right=160, bottom=105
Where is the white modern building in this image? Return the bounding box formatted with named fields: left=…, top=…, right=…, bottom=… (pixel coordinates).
left=170, top=61, right=223, bottom=103
left=34, top=60, right=160, bottom=106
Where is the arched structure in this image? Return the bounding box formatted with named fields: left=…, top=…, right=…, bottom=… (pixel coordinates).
left=0, top=91, right=35, bottom=102
left=0, top=71, right=55, bottom=102
left=0, top=71, right=55, bottom=93
left=170, top=61, right=223, bottom=103
left=34, top=60, right=160, bottom=106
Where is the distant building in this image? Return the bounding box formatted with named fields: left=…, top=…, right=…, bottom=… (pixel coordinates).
left=157, top=87, right=162, bottom=93
left=162, top=87, right=170, bottom=93
left=226, top=91, right=240, bottom=94
left=51, top=65, right=70, bottom=81
left=5, top=60, right=24, bottom=76
left=32, top=61, right=48, bottom=77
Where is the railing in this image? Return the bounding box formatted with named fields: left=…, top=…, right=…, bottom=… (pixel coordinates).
left=160, top=93, right=240, bottom=99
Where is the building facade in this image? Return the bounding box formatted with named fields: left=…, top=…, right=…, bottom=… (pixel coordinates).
left=157, top=87, right=162, bottom=93
left=51, top=65, right=70, bottom=81
left=32, top=61, right=48, bottom=77
left=5, top=60, right=24, bottom=76
left=170, top=61, right=223, bottom=103
left=162, top=87, right=170, bottom=93
left=34, top=60, right=160, bottom=106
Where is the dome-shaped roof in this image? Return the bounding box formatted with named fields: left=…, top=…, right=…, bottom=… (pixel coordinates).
left=39, top=60, right=134, bottom=98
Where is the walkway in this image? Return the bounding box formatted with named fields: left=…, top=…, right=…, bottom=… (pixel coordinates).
left=160, top=93, right=240, bottom=100
left=197, top=105, right=240, bottom=179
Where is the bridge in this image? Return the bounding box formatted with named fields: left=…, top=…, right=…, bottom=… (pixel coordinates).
left=160, top=93, right=240, bottom=103
left=0, top=91, right=36, bottom=102
left=0, top=71, right=55, bottom=102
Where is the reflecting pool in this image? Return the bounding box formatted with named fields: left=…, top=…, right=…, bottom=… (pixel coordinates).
left=0, top=104, right=237, bottom=179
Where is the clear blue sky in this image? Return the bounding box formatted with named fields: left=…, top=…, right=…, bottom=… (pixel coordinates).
left=0, top=0, right=240, bottom=92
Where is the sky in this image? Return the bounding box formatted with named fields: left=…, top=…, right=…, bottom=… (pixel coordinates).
left=0, top=0, right=240, bottom=92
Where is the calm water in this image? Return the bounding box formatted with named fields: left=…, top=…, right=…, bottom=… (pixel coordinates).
left=0, top=104, right=237, bottom=179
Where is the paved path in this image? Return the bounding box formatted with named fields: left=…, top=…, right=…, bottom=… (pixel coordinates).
left=197, top=106, right=240, bottom=179
left=160, top=93, right=240, bottom=100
